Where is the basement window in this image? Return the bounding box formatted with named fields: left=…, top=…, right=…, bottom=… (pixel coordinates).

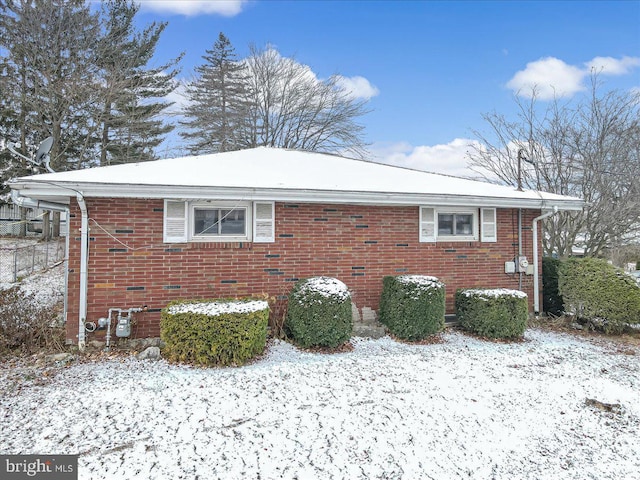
left=194, top=207, right=246, bottom=237
left=437, top=213, right=474, bottom=237
left=163, top=200, right=275, bottom=243
left=420, top=207, right=497, bottom=243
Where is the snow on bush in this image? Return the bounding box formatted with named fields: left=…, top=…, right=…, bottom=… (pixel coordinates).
left=379, top=275, right=445, bottom=340
left=167, top=300, right=269, bottom=317
left=456, top=288, right=528, bottom=339
left=460, top=288, right=528, bottom=299
left=297, top=276, right=350, bottom=302
left=161, top=298, right=269, bottom=367
left=285, top=277, right=352, bottom=348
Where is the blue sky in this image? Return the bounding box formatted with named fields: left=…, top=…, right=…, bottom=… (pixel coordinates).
left=135, top=0, right=640, bottom=175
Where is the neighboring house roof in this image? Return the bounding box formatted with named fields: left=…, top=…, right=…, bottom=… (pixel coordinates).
left=10, top=147, right=584, bottom=210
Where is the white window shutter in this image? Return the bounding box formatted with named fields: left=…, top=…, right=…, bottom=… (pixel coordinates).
left=481, top=208, right=497, bottom=242
left=419, top=207, right=436, bottom=242
left=253, top=202, right=275, bottom=243
left=163, top=200, right=188, bottom=243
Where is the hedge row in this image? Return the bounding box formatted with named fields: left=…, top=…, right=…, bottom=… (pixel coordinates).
left=161, top=298, right=269, bottom=366
left=558, top=257, right=640, bottom=334
left=161, top=274, right=536, bottom=364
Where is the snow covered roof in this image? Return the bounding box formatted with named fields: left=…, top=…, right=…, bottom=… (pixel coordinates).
left=10, top=147, right=584, bottom=210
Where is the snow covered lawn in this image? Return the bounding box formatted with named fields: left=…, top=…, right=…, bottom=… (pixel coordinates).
left=1, top=329, right=638, bottom=479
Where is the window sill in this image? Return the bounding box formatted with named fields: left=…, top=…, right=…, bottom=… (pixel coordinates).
left=191, top=236, right=249, bottom=243
left=185, top=241, right=253, bottom=250
left=435, top=236, right=478, bottom=242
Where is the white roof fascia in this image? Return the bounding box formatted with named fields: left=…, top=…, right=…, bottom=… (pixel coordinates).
left=11, top=180, right=585, bottom=211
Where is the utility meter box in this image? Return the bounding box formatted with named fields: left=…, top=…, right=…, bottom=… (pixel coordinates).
left=116, top=318, right=131, bottom=337
left=515, top=256, right=529, bottom=273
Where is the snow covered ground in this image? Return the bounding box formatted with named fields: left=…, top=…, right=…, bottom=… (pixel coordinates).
left=1, top=328, right=638, bottom=479
left=0, top=262, right=65, bottom=308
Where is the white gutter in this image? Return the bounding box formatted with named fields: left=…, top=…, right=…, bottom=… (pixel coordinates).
left=533, top=206, right=559, bottom=314
left=10, top=188, right=68, bottom=213
left=76, top=193, right=88, bottom=352
left=9, top=181, right=586, bottom=211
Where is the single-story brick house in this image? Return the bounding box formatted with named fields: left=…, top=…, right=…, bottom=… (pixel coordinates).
left=10, top=147, right=583, bottom=348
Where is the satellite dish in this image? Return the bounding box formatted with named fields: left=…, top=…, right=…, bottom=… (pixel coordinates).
left=35, top=136, right=53, bottom=163
left=5, top=135, right=57, bottom=172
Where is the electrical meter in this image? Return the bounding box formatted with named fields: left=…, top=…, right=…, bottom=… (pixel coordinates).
left=515, top=256, right=529, bottom=272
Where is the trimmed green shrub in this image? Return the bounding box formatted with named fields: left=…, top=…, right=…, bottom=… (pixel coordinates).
left=379, top=275, right=445, bottom=340
left=161, top=298, right=269, bottom=366
left=542, top=257, right=564, bottom=316
left=285, top=276, right=352, bottom=348
left=558, top=257, right=640, bottom=334
left=456, top=289, right=528, bottom=339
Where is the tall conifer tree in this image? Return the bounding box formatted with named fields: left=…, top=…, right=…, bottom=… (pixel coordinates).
left=96, top=0, right=181, bottom=165
left=180, top=33, right=253, bottom=154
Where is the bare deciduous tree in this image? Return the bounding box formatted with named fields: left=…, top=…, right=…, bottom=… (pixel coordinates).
left=468, top=76, right=640, bottom=258
left=244, top=45, right=370, bottom=158
left=181, top=41, right=370, bottom=158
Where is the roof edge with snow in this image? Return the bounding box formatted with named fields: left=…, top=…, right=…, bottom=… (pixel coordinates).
left=9, top=147, right=585, bottom=211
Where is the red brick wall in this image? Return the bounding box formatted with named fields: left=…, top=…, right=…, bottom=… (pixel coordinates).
left=65, top=198, right=541, bottom=343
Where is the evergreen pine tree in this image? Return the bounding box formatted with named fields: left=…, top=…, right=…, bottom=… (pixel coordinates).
left=180, top=32, right=253, bottom=154
left=96, top=0, right=181, bottom=165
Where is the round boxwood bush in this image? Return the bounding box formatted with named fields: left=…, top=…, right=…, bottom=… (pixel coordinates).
left=379, top=275, right=445, bottom=340
left=558, top=257, right=640, bottom=334
left=542, top=257, right=564, bottom=316
left=285, top=276, right=352, bottom=348
left=455, top=288, right=528, bottom=339
left=161, top=298, right=269, bottom=366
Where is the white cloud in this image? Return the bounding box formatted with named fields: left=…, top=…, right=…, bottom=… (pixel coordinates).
left=506, top=57, right=586, bottom=100
left=335, top=75, right=380, bottom=100
left=585, top=56, right=640, bottom=75
left=506, top=55, right=640, bottom=100
left=371, top=138, right=483, bottom=178
left=137, top=0, right=247, bottom=17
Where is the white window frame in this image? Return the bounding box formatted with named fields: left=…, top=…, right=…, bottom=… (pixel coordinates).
left=420, top=206, right=497, bottom=243
left=190, top=201, right=251, bottom=242
left=436, top=208, right=478, bottom=241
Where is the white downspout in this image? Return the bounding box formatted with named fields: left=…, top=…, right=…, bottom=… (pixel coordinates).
left=77, top=193, right=89, bottom=351
left=533, top=206, right=559, bottom=314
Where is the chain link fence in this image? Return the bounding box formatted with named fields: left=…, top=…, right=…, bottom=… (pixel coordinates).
left=0, top=239, right=66, bottom=284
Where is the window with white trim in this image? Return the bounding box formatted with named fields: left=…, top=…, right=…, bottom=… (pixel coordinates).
left=419, top=207, right=497, bottom=243
left=163, top=200, right=275, bottom=243
left=193, top=207, right=247, bottom=237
